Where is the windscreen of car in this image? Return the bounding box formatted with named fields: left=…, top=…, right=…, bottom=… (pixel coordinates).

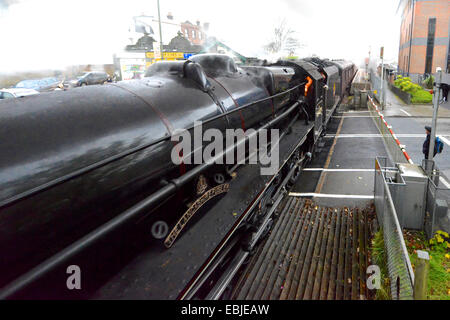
left=43, top=78, right=58, bottom=85
left=15, top=80, right=39, bottom=89
left=0, top=92, right=15, bottom=99
left=76, top=73, right=89, bottom=79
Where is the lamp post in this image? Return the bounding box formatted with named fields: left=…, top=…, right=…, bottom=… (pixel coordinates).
left=428, top=67, right=442, bottom=161
left=157, top=0, right=164, bottom=60
left=380, top=46, right=385, bottom=110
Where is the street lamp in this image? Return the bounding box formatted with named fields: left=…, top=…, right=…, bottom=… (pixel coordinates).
left=157, top=0, right=164, bottom=60
left=428, top=67, right=442, bottom=161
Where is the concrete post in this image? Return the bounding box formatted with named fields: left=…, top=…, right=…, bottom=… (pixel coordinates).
left=413, top=250, right=430, bottom=300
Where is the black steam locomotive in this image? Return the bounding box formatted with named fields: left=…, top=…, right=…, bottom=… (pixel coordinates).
left=0, top=54, right=356, bottom=295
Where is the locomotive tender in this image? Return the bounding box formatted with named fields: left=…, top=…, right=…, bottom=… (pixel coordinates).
left=0, top=54, right=356, bottom=296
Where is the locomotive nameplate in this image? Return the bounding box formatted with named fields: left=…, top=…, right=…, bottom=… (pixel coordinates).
left=164, top=183, right=230, bottom=248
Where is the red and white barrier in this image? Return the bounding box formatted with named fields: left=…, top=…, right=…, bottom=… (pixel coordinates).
left=368, top=95, right=414, bottom=164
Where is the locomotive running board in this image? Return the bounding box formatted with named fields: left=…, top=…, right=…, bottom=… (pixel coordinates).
left=164, top=183, right=230, bottom=248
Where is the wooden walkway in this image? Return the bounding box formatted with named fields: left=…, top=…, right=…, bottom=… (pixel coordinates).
left=232, top=198, right=371, bottom=300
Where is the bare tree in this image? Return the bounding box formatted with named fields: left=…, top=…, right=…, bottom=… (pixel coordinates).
left=264, top=19, right=303, bottom=56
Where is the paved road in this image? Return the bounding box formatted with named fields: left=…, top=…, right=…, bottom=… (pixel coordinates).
left=382, top=87, right=450, bottom=233
left=382, top=88, right=450, bottom=181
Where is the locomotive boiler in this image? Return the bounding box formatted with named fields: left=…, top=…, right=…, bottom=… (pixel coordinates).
left=0, top=54, right=356, bottom=297
left=0, top=54, right=309, bottom=288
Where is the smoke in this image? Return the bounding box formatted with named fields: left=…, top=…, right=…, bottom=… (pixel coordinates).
left=0, top=0, right=137, bottom=72
left=0, top=0, right=20, bottom=9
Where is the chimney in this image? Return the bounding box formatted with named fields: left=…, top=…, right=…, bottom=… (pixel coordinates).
left=196, top=20, right=200, bottom=26
left=167, top=12, right=173, bottom=20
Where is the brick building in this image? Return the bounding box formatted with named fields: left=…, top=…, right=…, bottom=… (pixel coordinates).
left=181, top=20, right=208, bottom=46
left=398, top=0, right=450, bottom=82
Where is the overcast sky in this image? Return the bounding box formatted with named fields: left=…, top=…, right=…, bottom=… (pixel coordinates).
left=0, top=0, right=401, bottom=72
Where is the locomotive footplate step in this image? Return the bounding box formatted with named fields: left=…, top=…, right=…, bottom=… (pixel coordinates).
left=90, top=121, right=314, bottom=299
left=231, top=198, right=374, bottom=300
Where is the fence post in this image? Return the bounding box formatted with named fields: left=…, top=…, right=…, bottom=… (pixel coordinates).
left=413, top=250, right=430, bottom=300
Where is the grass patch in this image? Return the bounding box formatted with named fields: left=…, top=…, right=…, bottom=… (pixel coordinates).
left=370, top=228, right=391, bottom=299
left=404, top=230, right=450, bottom=300
left=411, top=90, right=433, bottom=104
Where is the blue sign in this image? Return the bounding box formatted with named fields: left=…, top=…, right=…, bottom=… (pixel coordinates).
left=183, top=53, right=194, bottom=59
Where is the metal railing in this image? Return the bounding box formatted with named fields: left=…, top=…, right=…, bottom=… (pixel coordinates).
left=422, top=160, right=450, bottom=239
left=368, top=95, right=413, bottom=165
left=369, top=70, right=386, bottom=106
left=374, top=157, right=415, bottom=300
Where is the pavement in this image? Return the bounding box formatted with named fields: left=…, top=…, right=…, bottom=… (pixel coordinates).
left=381, top=87, right=450, bottom=233
left=382, top=87, right=450, bottom=118
left=292, top=90, right=450, bottom=233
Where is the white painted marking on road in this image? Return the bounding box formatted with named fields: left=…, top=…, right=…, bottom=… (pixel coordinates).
left=341, top=111, right=372, bottom=113
left=324, top=133, right=450, bottom=138
left=289, top=193, right=374, bottom=199
left=438, top=135, right=450, bottom=146
left=332, top=116, right=378, bottom=118
left=439, top=177, right=450, bottom=189
left=303, top=168, right=375, bottom=172
left=400, top=108, right=412, bottom=117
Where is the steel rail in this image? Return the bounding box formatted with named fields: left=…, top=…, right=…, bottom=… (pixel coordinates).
left=203, top=155, right=307, bottom=300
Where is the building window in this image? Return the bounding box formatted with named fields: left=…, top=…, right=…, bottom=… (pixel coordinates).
left=192, top=30, right=196, bottom=39
left=425, top=18, right=436, bottom=75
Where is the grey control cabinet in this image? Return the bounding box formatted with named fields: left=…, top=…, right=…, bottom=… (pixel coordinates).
left=389, top=164, right=428, bottom=229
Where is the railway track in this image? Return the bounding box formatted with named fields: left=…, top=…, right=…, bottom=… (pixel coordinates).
left=230, top=197, right=372, bottom=300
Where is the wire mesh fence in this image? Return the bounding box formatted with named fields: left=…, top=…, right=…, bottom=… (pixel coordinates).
left=369, top=70, right=386, bottom=106
left=422, top=160, right=450, bottom=239
left=374, top=157, right=415, bottom=300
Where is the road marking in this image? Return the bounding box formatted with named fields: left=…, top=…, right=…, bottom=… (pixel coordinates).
left=400, top=108, right=412, bottom=117
left=303, top=168, right=375, bottom=172
left=438, top=135, right=450, bottom=146
left=324, top=133, right=450, bottom=138
left=439, top=177, right=450, bottom=189
left=340, top=111, right=372, bottom=113
left=315, top=116, right=344, bottom=193
left=289, top=193, right=374, bottom=199
left=332, top=116, right=379, bottom=118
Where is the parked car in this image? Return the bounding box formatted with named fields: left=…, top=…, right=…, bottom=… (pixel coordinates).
left=68, top=71, right=111, bottom=87
left=15, top=77, right=61, bottom=92
left=0, top=88, right=40, bottom=99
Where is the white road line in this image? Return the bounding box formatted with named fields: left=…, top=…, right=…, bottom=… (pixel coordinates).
left=341, top=111, right=372, bottom=113
left=289, top=193, right=374, bottom=199
left=303, top=168, right=375, bottom=172
left=400, top=108, right=412, bottom=117
left=324, top=133, right=450, bottom=138
left=438, top=135, right=450, bottom=146
left=439, top=177, right=450, bottom=189
left=332, top=116, right=378, bottom=118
